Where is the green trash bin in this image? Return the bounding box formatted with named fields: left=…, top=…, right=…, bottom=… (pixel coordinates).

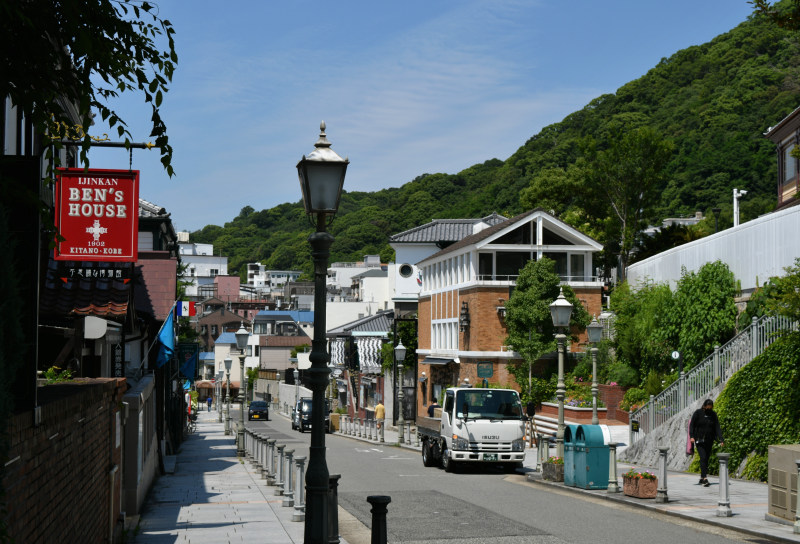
left=577, top=424, right=610, bottom=490
left=563, top=425, right=579, bottom=487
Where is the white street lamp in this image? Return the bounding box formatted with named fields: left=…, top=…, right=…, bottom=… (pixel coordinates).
left=235, top=322, right=250, bottom=455
left=395, top=341, right=407, bottom=444
left=224, top=357, right=233, bottom=435
left=297, top=121, right=347, bottom=544
left=549, top=288, right=573, bottom=458
left=587, top=316, right=603, bottom=426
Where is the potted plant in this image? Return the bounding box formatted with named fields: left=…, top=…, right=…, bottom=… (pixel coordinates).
left=542, top=456, right=564, bottom=482
left=621, top=467, right=658, bottom=498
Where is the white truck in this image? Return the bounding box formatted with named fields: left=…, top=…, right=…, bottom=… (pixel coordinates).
left=416, top=387, right=526, bottom=472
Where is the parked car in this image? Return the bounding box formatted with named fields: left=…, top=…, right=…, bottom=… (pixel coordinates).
left=291, top=397, right=331, bottom=433
left=248, top=400, right=269, bottom=421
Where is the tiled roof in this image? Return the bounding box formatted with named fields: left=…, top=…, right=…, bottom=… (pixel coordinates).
left=39, top=256, right=132, bottom=321
left=139, top=198, right=168, bottom=218
left=389, top=213, right=506, bottom=243
left=351, top=269, right=387, bottom=279
left=327, top=310, right=393, bottom=336
left=264, top=335, right=311, bottom=347
left=255, top=310, right=314, bottom=323
left=215, top=332, right=237, bottom=344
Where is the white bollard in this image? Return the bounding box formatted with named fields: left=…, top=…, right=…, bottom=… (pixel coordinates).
left=293, top=456, right=306, bottom=522
left=283, top=449, right=295, bottom=507
left=717, top=452, right=732, bottom=517
left=655, top=446, right=669, bottom=503
left=607, top=442, right=620, bottom=493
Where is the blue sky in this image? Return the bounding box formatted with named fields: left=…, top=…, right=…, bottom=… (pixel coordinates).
left=89, top=1, right=756, bottom=232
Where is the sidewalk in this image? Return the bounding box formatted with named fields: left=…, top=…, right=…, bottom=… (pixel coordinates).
left=337, top=418, right=800, bottom=544
left=128, top=409, right=330, bottom=544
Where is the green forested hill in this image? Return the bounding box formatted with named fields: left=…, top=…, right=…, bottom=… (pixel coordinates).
left=193, top=11, right=800, bottom=279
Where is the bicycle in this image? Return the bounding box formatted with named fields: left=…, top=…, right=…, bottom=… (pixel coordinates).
left=186, top=412, right=197, bottom=434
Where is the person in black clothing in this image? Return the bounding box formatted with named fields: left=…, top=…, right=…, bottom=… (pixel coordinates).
left=689, top=399, right=724, bottom=487
left=427, top=400, right=440, bottom=417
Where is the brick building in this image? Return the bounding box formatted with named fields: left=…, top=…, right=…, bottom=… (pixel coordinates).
left=414, top=209, right=603, bottom=415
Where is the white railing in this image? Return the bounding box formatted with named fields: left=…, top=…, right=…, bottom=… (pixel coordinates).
left=629, top=314, right=795, bottom=444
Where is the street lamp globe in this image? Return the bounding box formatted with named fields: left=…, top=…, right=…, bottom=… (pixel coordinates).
left=235, top=321, right=249, bottom=351
left=297, top=121, right=348, bottom=217
left=587, top=316, right=603, bottom=344
left=549, top=287, right=573, bottom=328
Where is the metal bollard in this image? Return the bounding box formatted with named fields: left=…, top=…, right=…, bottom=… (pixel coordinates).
left=366, top=495, right=391, bottom=544
left=293, top=456, right=307, bottom=522
left=379, top=418, right=385, bottom=443
left=367, top=419, right=373, bottom=440
left=406, top=422, right=412, bottom=444
left=655, top=446, right=669, bottom=503
left=358, top=418, right=363, bottom=438
left=275, top=444, right=286, bottom=495
left=607, top=442, right=620, bottom=493
left=341, top=415, right=347, bottom=435
left=794, top=459, right=800, bottom=534
left=536, top=435, right=545, bottom=471
left=283, top=449, right=295, bottom=507
left=413, top=425, right=419, bottom=447
left=261, top=435, right=269, bottom=479
left=267, top=439, right=277, bottom=485
left=328, top=474, right=341, bottom=544
left=716, top=452, right=732, bottom=517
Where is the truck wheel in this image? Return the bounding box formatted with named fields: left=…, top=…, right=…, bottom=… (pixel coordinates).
left=442, top=447, right=458, bottom=473
left=422, top=442, right=437, bottom=467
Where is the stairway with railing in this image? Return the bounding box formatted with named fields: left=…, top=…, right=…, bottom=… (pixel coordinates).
left=628, top=314, right=795, bottom=446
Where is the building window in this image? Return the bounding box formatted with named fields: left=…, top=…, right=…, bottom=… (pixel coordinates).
left=496, top=251, right=532, bottom=279
left=478, top=253, right=493, bottom=279
left=783, top=144, right=797, bottom=185
left=209, top=269, right=219, bottom=277
left=543, top=252, right=568, bottom=278
left=399, top=264, right=413, bottom=278
left=138, top=231, right=154, bottom=251
left=211, top=325, right=218, bottom=337
left=570, top=254, right=585, bottom=281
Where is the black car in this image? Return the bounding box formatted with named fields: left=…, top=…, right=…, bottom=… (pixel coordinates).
left=248, top=400, right=269, bottom=421
left=291, top=397, right=331, bottom=433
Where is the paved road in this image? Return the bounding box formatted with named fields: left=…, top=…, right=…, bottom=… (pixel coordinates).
left=247, top=413, right=762, bottom=544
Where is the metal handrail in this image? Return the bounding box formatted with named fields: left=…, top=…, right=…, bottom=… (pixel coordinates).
left=629, top=314, right=795, bottom=444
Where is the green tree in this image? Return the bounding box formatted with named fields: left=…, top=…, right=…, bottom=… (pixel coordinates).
left=585, top=127, right=675, bottom=280
left=763, top=257, right=800, bottom=320
left=670, top=261, right=738, bottom=367
left=2, top=0, right=177, bottom=175
left=504, top=258, right=590, bottom=403
left=752, top=0, right=800, bottom=30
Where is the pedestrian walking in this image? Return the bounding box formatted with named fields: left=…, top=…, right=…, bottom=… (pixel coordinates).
left=375, top=401, right=385, bottom=429
left=689, top=399, right=724, bottom=487
left=207, top=396, right=213, bottom=412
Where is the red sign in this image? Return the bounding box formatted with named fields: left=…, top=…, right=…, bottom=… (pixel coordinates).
left=54, top=169, right=140, bottom=262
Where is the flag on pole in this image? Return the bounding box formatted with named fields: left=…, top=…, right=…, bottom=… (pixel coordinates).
left=177, top=301, right=196, bottom=317
left=155, top=310, right=175, bottom=368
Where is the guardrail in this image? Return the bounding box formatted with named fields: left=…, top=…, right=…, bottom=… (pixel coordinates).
left=629, top=314, right=796, bottom=444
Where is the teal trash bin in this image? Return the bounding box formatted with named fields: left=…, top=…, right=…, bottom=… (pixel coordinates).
left=563, top=425, right=579, bottom=487
left=577, top=424, right=610, bottom=490
left=574, top=426, right=588, bottom=488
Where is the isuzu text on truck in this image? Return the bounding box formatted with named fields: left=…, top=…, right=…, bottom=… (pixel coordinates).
left=417, top=387, right=526, bottom=472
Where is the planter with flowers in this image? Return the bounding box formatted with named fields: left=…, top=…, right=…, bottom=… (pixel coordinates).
left=542, top=456, right=564, bottom=482
left=621, top=467, right=658, bottom=498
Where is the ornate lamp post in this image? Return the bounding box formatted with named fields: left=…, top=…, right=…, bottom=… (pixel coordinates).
left=587, top=316, right=603, bottom=426
left=235, top=322, right=250, bottom=455
left=549, top=288, right=573, bottom=458
left=297, top=121, right=348, bottom=544
left=224, top=357, right=233, bottom=435
left=394, top=341, right=407, bottom=444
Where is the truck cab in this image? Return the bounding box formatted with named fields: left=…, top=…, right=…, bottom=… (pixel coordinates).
left=419, top=387, right=526, bottom=472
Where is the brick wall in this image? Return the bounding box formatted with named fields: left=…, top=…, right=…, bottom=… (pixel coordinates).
left=4, top=379, right=126, bottom=543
